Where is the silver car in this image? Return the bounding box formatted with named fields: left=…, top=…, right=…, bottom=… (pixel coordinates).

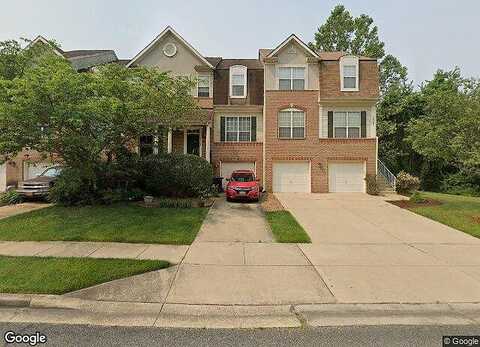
left=16, top=166, right=63, bottom=198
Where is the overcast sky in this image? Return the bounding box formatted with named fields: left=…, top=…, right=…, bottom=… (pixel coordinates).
left=1, top=0, right=478, bottom=85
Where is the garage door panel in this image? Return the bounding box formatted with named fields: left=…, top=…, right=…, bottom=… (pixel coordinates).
left=329, top=163, right=365, bottom=193
left=273, top=162, right=310, bottom=193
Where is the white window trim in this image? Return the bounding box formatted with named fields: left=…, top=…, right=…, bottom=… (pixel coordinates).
left=196, top=74, right=210, bottom=98
left=224, top=116, right=252, bottom=142
left=340, top=56, right=359, bottom=92
left=276, top=64, right=308, bottom=91
left=333, top=111, right=362, bottom=138
left=229, top=65, right=247, bottom=98
left=278, top=108, right=305, bottom=139
left=183, top=128, right=203, bottom=157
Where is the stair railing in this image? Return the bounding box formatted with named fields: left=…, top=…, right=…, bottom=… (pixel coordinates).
left=377, top=159, right=397, bottom=191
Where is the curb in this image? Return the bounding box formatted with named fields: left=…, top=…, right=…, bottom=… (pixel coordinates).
left=2, top=295, right=480, bottom=328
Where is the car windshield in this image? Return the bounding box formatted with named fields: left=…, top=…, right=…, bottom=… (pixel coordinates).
left=231, top=173, right=255, bottom=182
left=40, top=167, right=62, bottom=178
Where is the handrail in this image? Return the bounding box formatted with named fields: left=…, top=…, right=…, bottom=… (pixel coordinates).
left=377, top=159, right=397, bottom=191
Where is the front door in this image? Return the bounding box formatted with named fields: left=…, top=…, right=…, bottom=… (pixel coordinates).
left=186, top=130, right=200, bottom=155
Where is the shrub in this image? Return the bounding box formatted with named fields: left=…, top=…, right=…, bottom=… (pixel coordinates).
left=440, top=171, right=480, bottom=196
left=48, top=167, right=98, bottom=206
left=140, top=153, right=213, bottom=198
left=396, top=171, right=421, bottom=194
left=410, top=191, right=426, bottom=204
left=365, top=174, right=380, bottom=195
left=1, top=190, right=23, bottom=205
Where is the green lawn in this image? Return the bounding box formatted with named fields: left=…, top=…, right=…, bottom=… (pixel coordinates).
left=0, top=256, right=169, bottom=294
left=0, top=204, right=208, bottom=245
left=406, top=192, right=480, bottom=238
left=265, top=211, right=311, bottom=243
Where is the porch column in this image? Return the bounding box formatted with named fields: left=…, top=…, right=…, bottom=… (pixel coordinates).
left=205, top=125, right=211, bottom=163
left=167, top=129, right=173, bottom=154
left=153, top=135, right=159, bottom=155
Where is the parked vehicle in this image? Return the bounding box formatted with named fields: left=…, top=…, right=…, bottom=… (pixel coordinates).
left=225, top=170, right=261, bottom=202
left=16, top=166, right=62, bottom=198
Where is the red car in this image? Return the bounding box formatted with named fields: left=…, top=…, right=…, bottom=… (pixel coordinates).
left=225, top=170, right=261, bottom=202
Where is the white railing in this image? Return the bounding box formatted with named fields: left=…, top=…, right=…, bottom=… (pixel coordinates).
left=378, top=159, right=397, bottom=191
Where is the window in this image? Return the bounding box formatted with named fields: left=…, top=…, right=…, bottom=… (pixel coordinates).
left=225, top=116, right=251, bottom=142
left=279, top=67, right=305, bottom=90
left=333, top=112, right=361, bottom=138
left=340, top=56, right=359, bottom=91
left=197, top=75, right=210, bottom=97
left=278, top=109, right=305, bottom=139
left=230, top=65, right=247, bottom=98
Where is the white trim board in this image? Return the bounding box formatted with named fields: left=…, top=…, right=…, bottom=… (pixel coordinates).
left=267, top=34, right=319, bottom=59
left=127, top=26, right=214, bottom=68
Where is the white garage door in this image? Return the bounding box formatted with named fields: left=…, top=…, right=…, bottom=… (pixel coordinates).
left=220, top=162, right=255, bottom=187
left=0, top=164, right=6, bottom=192
left=273, top=162, right=310, bottom=193
left=23, top=162, right=52, bottom=180
left=328, top=163, right=365, bottom=193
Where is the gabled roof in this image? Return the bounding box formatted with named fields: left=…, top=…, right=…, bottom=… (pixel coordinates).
left=126, top=26, right=214, bottom=68
left=215, top=59, right=263, bottom=70
left=27, top=35, right=64, bottom=56
left=266, top=34, right=319, bottom=59
left=318, top=51, right=376, bottom=61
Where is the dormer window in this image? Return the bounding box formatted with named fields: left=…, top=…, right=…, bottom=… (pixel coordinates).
left=340, top=56, right=359, bottom=91
left=230, top=65, right=247, bottom=98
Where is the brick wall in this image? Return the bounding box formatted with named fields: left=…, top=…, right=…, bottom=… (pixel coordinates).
left=264, top=91, right=377, bottom=192
left=320, top=60, right=379, bottom=99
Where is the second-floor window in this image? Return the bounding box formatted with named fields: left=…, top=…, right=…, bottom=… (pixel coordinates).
left=197, top=75, right=210, bottom=97
left=278, top=109, right=305, bottom=139
left=279, top=67, right=305, bottom=90
left=334, top=112, right=361, bottom=138
left=340, top=56, right=359, bottom=91
left=230, top=65, right=247, bottom=98
left=225, top=117, right=252, bottom=142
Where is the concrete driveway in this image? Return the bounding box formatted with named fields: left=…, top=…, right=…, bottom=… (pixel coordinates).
left=276, top=193, right=480, bottom=303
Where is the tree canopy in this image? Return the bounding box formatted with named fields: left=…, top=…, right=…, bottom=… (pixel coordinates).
left=0, top=39, right=199, bottom=171
left=310, top=5, right=385, bottom=59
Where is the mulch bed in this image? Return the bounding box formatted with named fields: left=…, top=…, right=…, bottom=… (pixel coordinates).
left=261, top=193, right=285, bottom=212
left=471, top=216, right=480, bottom=224
left=388, top=199, right=442, bottom=209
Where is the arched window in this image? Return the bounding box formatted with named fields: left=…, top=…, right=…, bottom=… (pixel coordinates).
left=278, top=108, right=305, bottom=139
left=229, top=65, right=247, bottom=98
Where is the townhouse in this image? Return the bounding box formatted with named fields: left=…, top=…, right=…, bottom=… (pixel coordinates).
left=0, top=26, right=380, bottom=194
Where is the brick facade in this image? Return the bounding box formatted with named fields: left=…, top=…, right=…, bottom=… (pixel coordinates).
left=264, top=91, right=377, bottom=192
left=320, top=60, right=379, bottom=100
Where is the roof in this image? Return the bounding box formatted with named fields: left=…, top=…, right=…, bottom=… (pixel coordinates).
left=318, top=51, right=376, bottom=61
left=215, top=59, right=263, bottom=70
left=127, top=26, right=214, bottom=68
left=266, top=34, right=319, bottom=59
left=63, top=50, right=115, bottom=58
left=205, top=57, right=222, bottom=68
left=67, top=51, right=118, bottom=71
left=258, top=49, right=272, bottom=61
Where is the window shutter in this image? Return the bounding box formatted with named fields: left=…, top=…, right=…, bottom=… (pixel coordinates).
left=220, top=117, right=226, bottom=142
left=250, top=116, right=257, bottom=142
left=361, top=111, right=367, bottom=138
left=328, top=111, right=334, bottom=138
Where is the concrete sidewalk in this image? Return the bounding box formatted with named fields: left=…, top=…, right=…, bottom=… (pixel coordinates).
left=0, top=202, right=50, bottom=219
left=0, top=241, right=188, bottom=264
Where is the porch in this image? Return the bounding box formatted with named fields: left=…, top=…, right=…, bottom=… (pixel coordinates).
left=139, top=125, right=212, bottom=162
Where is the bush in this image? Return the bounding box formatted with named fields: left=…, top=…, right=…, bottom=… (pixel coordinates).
left=365, top=174, right=380, bottom=196
left=1, top=190, right=23, bottom=205
left=410, top=191, right=426, bottom=204
left=396, top=171, right=421, bottom=194
left=139, top=153, right=213, bottom=198
left=48, top=168, right=98, bottom=206
left=440, top=171, right=480, bottom=196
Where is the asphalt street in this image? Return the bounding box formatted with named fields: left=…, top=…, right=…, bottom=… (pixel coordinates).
left=1, top=323, right=479, bottom=347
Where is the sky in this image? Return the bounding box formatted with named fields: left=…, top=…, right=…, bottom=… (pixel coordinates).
left=1, top=0, right=478, bottom=85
